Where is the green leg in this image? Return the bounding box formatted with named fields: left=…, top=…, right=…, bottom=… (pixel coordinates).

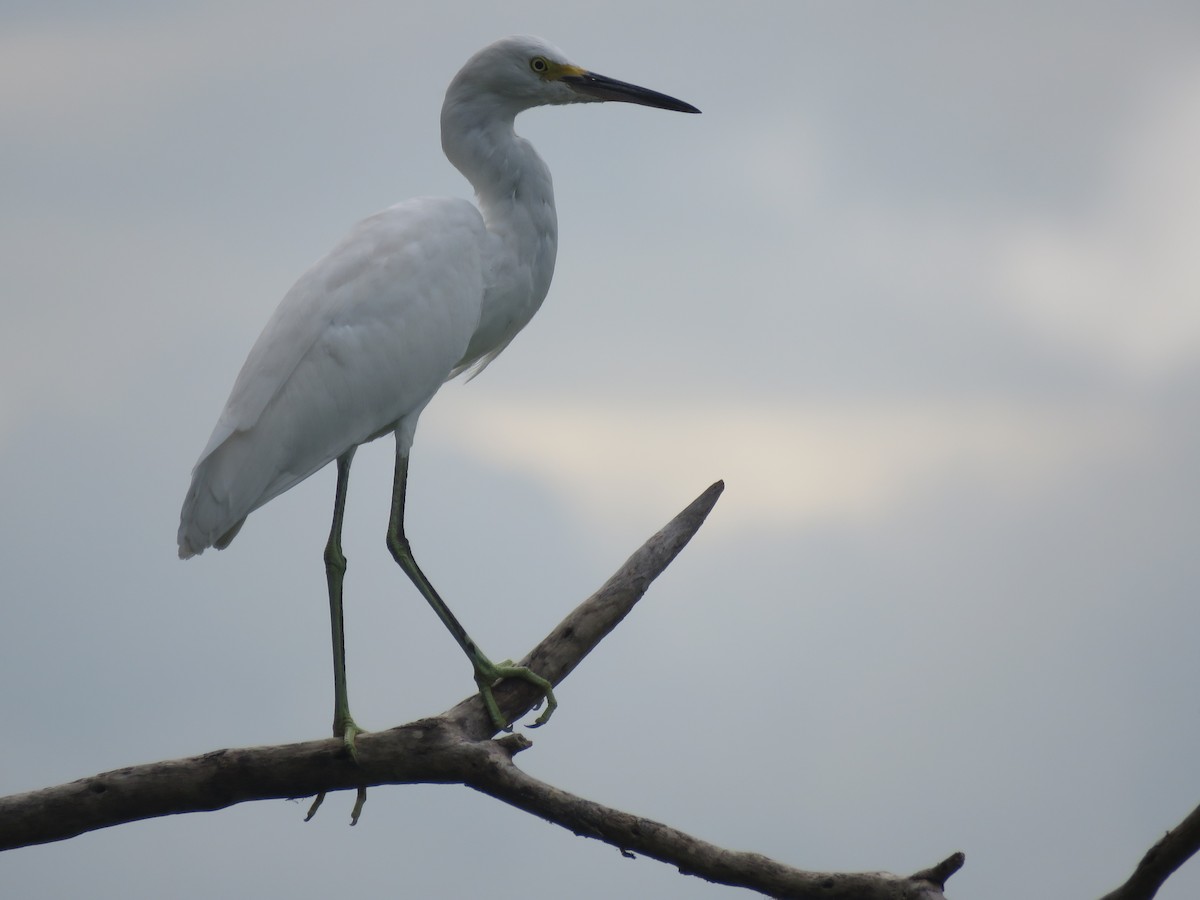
left=306, top=448, right=368, bottom=825
left=386, top=443, right=556, bottom=730
left=323, top=448, right=364, bottom=752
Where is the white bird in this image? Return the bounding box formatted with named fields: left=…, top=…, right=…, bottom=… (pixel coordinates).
left=178, top=36, right=698, bottom=759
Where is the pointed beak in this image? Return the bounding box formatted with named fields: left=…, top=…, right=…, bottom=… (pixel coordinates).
left=561, top=70, right=700, bottom=114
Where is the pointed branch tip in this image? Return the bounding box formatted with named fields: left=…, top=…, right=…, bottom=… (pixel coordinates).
left=685, top=480, right=724, bottom=518
left=909, top=851, right=965, bottom=888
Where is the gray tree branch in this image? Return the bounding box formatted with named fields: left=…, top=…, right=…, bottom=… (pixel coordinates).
left=0, top=481, right=726, bottom=845
left=47, top=477, right=1200, bottom=896
left=469, top=740, right=963, bottom=898
left=1099, top=801, right=1200, bottom=900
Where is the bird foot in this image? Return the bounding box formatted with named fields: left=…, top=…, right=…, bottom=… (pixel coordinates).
left=305, top=714, right=368, bottom=824
left=339, top=715, right=366, bottom=762
left=305, top=786, right=367, bottom=826
left=474, top=657, right=557, bottom=731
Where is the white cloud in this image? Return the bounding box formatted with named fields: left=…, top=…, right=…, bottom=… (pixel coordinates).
left=433, top=394, right=1147, bottom=534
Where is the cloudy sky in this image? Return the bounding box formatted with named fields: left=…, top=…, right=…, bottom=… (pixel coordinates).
left=3, top=2, right=1199, bottom=898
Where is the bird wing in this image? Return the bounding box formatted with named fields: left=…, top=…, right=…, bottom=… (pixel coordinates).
left=179, top=197, right=487, bottom=556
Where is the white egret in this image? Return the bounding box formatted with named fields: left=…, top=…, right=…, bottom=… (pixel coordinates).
left=178, top=36, right=699, bottom=759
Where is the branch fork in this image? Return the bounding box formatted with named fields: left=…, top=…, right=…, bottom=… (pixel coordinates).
left=4, top=480, right=968, bottom=898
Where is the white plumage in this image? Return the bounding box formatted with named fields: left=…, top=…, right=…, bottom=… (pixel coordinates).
left=178, top=197, right=488, bottom=555
left=177, top=35, right=698, bottom=755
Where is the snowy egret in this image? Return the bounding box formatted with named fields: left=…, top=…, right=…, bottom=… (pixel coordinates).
left=178, top=36, right=699, bottom=754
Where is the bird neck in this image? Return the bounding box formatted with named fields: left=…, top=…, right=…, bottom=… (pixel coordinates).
left=440, top=97, right=559, bottom=368
left=440, top=100, right=559, bottom=246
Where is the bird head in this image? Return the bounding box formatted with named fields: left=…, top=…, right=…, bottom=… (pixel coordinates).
left=447, top=36, right=700, bottom=116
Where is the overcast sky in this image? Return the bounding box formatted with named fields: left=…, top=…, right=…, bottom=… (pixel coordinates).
left=3, top=3, right=1200, bottom=898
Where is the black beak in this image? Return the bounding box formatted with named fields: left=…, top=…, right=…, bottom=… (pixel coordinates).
left=562, top=71, right=700, bottom=114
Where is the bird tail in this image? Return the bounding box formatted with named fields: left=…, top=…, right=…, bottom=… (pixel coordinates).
left=177, top=421, right=328, bottom=559
left=177, top=431, right=260, bottom=558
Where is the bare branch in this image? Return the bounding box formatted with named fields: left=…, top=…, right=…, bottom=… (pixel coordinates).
left=468, top=746, right=960, bottom=899
left=0, top=482, right=725, bottom=850
left=452, top=478, right=728, bottom=738
left=1099, top=801, right=1200, bottom=900
left=0, top=480, right=964, bottom=897
left=909, top=852, right=965, bottom=891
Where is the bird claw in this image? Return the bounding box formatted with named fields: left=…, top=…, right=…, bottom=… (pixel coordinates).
left=305, top=792, right=326, bottom=822
left=305, top=716, right=368, bottom=824
left=527, top=700, right=554, bottom=728
left=304, top=784, right=367, bottom=825
left=349, top=785, right=367, bottom=826
left=474, top=657, right=558, bottom=731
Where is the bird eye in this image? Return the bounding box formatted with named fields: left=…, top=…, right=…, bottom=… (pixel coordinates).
left=530, top=56, right=549, bottom=74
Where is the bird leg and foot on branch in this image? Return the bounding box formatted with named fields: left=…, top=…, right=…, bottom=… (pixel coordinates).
left=308, top=449, right=366, bottom=823
left=384, top=448, right=557, bottom=733
left=307, top=441, right=558, bottom=824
